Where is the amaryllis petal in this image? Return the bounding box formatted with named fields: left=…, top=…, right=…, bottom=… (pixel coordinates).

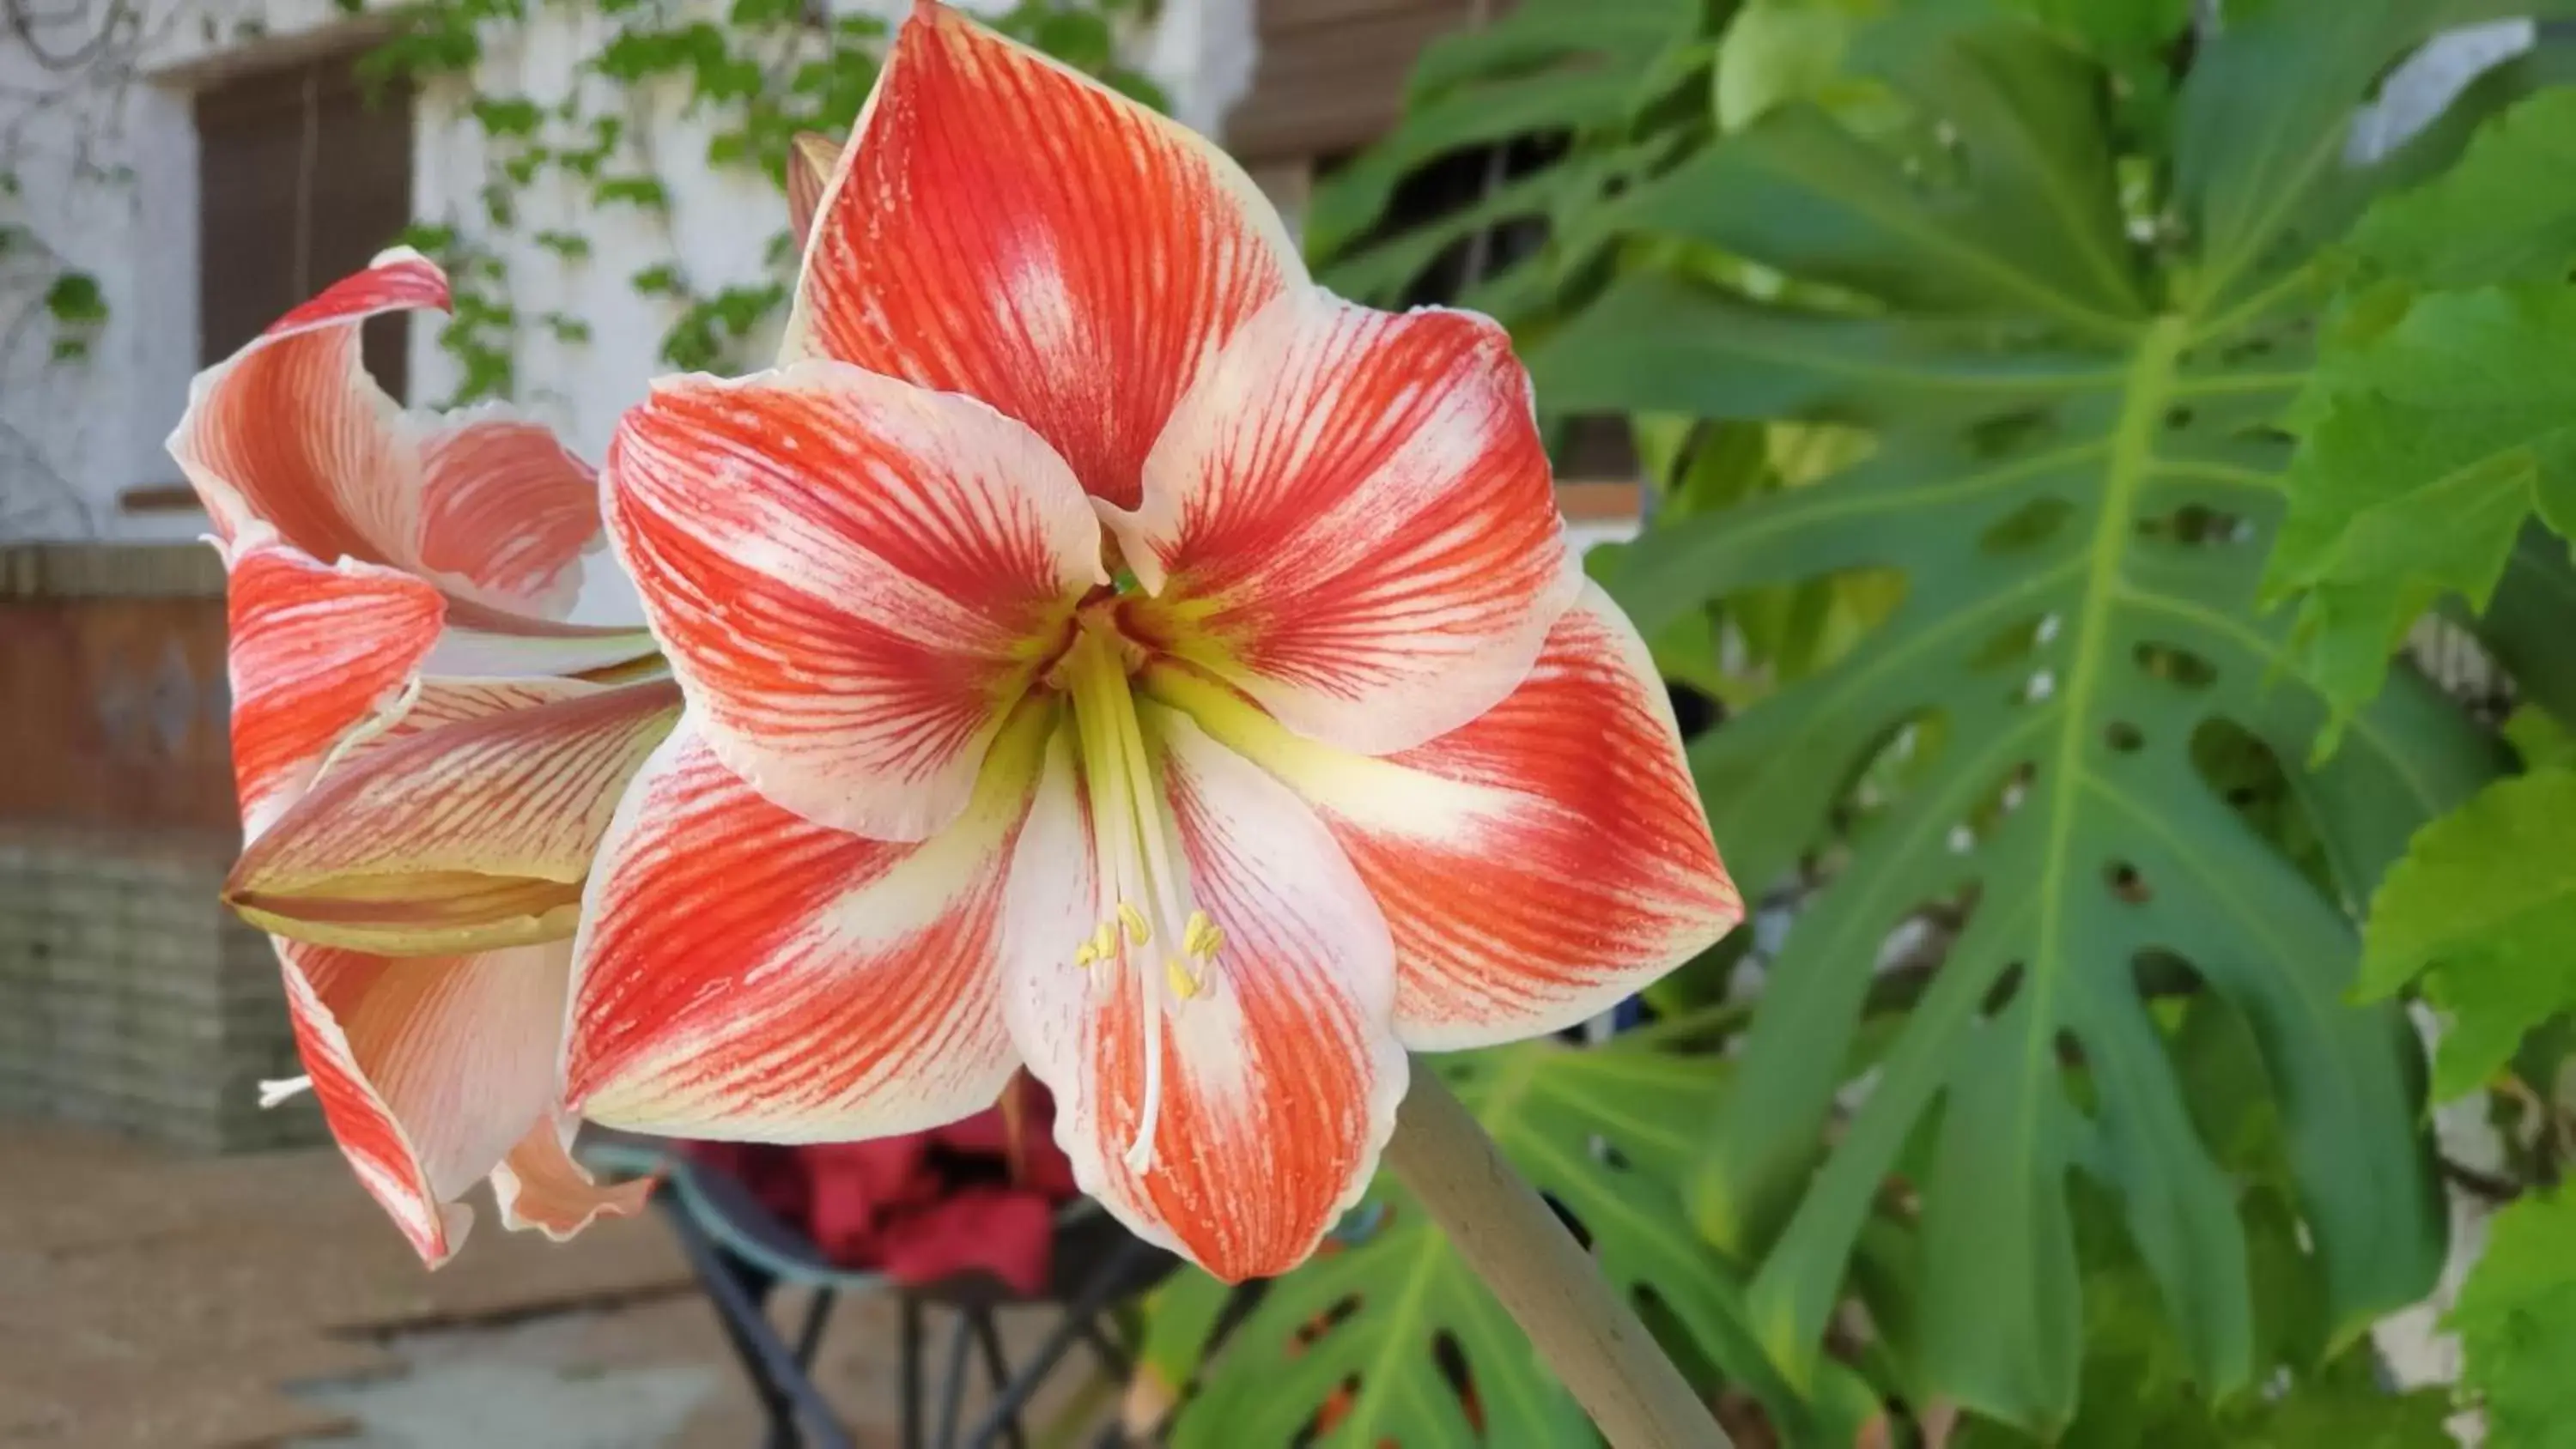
left=223, top=528, right=446, bottom=840
left=1000, top=713, right=1405, bottom=1282
left=563, top=713, right=1045, bottom=1140
left=420, top=602, right=664, bottom=682
left=169, top=248, right=599, bottom=620
left=228, top=679, right=685, bottom=955
left=491, top=1114, right=654, bottom=1240
left=785, top=0, right=1303, bottom=510
left=1109, top=290, right=1581, bottom=755
left=603, top=361, right=1103, bottom=841
left=1154, top=584, right=1742, bottom=1049
left=415, top=407, right=603, bottom=619
left=281, top=939, right=586, bottom=1267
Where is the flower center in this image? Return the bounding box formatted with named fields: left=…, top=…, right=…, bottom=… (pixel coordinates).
left=1060, top=615, right=1219, bottom=1174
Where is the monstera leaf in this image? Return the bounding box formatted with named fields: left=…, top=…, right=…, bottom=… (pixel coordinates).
left=1306, top=0, right=1707, bottom=324
left=1528, top=0, right=2535, bottom=1432
left=1171, top=1037, right=1885, bottom=1448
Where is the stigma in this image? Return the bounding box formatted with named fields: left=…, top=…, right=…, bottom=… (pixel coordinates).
left=1060, top=618, right=1222, bottom=1176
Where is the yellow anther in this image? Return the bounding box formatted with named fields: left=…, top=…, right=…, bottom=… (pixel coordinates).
left=1163, top=955, right=1204, bottom=1001
left=1091, top=922, right=1117, bottom=960
left=1074, top=942, right=1099, bottom=967
left=1118, top=902, right=1152, bottom=945
left=1183, top=912, right=1224, bottom=960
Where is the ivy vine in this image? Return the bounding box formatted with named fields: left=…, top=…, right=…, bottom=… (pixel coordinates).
left=351, top=0, right=1164, bottom=406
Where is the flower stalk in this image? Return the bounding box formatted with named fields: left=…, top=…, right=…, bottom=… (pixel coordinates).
left=1382, top=1067, right=1733, bottom=1449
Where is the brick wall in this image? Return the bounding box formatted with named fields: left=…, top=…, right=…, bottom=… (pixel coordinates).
left=0, top=543, right=323, bottom=1153
left=0, top=831, right=315, bottom=1151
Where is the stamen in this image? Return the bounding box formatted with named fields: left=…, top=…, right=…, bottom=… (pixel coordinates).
left=258, top=1075, right=313, bottom=1110
left=1061, top=621, right=1231, bottom=1178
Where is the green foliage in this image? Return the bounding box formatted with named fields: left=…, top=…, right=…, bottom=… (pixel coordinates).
left=1171, top=1037, right=1883, bottom=1448
left=39, top=270, right=107, bottom=362
left=2358, top=770, right=2576, bottom=1099
left=1443, top=0, right=2538, bottom=1435
left=2451, top=1187, right=2576, bottom=1447
left=2268, top=85, right=2576, bottom=739
left=2248, top=38, right=2576, bottom=1449
left=41, top=270, right=105, bottom=324
left=1308, top=0, right=1709, bottom=329
left=358, top=0, right=1152, bottom=397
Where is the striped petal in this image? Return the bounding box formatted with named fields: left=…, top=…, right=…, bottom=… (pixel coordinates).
left=281, top=939, right=631, bottom=1267
left=223, top=529, right=446, bottom=840
left=603, top=361, right=1104, bottom=842
left=784, top=0, right=1303, bottom=510
left=1000, top=712, right=1405, bottom=1282
left=415, top=405, right=605, bottom=620
left=1151, top=584, right=1742, bottom=1048
left=562, top=712, right=1048, bottom=1140
left=1108, top=290, right=1581, bottom=755
left=168, top=249, right=601, bottom=620
left=228, top=680, right=685, bottom=955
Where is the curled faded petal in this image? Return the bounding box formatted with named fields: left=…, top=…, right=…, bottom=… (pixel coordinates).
left=222, top=528, right=447, bottom=840
left=1109, top=289, right=1581, bottom=755
left=562, top=714, right=1042, bottom=1140
left=786, top=0, right=1303, bottom=510
left=280, top=939, right=584, bottom=1267
left=1000, top=712, right=1405, bottom=1282
left=1155, top=583, right=1741, bottom=1049
left=228, top=679, right=685, bottom=955
left=491, top=1114, right=653, bottom=1241
left=603, top=361, right=1104, bottom=842
left=168, top=248, right=602, bottom=620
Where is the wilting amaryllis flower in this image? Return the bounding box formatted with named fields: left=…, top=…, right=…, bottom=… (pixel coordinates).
left=562, top=0, right=1741, bottom=1282
left=170, top=251, right=666, bottom=1264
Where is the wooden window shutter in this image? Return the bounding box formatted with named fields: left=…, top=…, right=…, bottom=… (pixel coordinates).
left=1225, top=0, right=1484, bottom=164
left=195, top=52, right=415, bottom=400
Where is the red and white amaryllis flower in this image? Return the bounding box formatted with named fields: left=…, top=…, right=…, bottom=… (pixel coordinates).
left=563, top=1, right=1741, bottom=1281
left=171, top=250, right=665, bottom=1264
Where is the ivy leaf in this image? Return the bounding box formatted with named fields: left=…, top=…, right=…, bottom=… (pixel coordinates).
left=594, top=175, right=670, bottom=210
left=1529, top=0, right=2505, bottom=1432
left=629, top=263, right=686, bottom=297
left=532, top=228, right=592, bottom=262
left=2357, top=769, right=2576, bottom=1100
left=470, top=95, right=544, bottom=136
left=1172, top=1041, right=1884, bottom=1447
left=42, top=271, right=106, bottom=326
left=2451, top=1187, right=2576, bottom=1448
left=2269, top=285, right=2576, bottom=742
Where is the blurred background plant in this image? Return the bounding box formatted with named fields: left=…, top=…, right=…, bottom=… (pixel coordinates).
left=1131, top=2, right=2576, bottom=1444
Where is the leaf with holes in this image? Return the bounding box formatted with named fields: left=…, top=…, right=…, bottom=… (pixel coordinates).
left=1305, top=0, right=1706, bottom=327
left=1170, top=1041, right=1886, bottom=1448
left=1528, top=0, right=2518, bottom=1434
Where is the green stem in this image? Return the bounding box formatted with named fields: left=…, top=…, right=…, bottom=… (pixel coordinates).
left=1382, top=1066, right=1733, bottom=1449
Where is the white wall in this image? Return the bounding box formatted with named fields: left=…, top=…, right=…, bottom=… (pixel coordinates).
left=0, top=0, right=1258, bottom=573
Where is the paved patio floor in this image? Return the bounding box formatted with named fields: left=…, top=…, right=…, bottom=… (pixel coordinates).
left=0, top=1120, right=1115, bottom=1448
